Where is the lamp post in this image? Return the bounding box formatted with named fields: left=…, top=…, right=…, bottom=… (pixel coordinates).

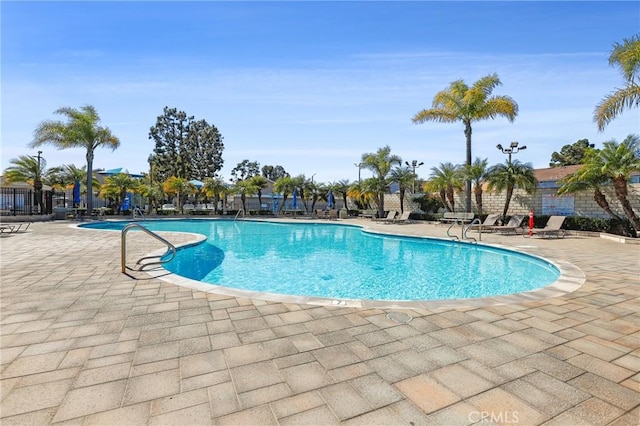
left=354, top=163, right=362, bottom=183
left=405, top=160, right=424, bottom=193
left=496, top=141, right=526, bottom=163
left=33, top=151, right=43, bottom=213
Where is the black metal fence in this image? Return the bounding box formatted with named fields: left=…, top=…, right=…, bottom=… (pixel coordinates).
left=0, top=187, right=53, bottom=215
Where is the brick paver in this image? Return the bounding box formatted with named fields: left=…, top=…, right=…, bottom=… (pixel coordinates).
left=1, top=219, right=638, bottom=424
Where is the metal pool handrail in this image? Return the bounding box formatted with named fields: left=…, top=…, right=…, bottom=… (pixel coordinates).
left=121, top=222, right=177, bottom=273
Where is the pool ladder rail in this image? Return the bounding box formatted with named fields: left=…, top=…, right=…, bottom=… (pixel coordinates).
left=446, top=218, right=479, bottom=243
left=234, top=209, right=245, bottom=221
left=121, top=223, right=177, bottom=273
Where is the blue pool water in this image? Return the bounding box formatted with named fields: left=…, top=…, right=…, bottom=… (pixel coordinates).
left=82, top=219, right=560, bottom=301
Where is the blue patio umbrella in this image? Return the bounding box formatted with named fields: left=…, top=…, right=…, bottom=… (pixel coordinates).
left=327, top=190, right=334, bottom=209
left=292, top=189, right=298, bottom=210
left=189, top=179, right=204, bottom=189
left=73, top=180, right=81, bottom=207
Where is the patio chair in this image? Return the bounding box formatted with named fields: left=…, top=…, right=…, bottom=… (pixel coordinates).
left=527, top=215, right=566, bottom=238
left=488, top=215, right=525, bottom=235
left=0, top=224, right=16, bottom=234
left=391, top=211, right=412, bottom=224
left=468, top=213, right=500, bottom=231
left=373, top=210, right=398, bottom=222
left=327, top=209, right=338, bottom=220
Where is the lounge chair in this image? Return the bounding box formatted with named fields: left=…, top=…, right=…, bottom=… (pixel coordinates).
left=391, top=211, right=412, bottom=224
left=527, top=215, right=566, bottom=238
left=0, top=224, right=16, bottom=234
left=488, top=215, right=525, bottom=235
left=373, top=210, right=397, bottom=222
left=468, top=213, right=500, bottom=231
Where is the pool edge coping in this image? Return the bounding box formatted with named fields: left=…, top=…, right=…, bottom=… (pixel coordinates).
left=123, top=219, right=587, bottom=311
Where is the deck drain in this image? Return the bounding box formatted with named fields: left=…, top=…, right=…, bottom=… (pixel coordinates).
left=386, top=312, right=413, bottom=323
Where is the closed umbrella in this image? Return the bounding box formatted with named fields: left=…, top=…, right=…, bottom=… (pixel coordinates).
left=327, top=190, right=334, bottom=209
left=73, top=180, right=81, bottom=207
left=292, top=189, right=298, bottom=210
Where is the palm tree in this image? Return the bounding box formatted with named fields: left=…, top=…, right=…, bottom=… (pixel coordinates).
left=361, top=146, right=402, bottom=217
left=557, top=166, right=623, bottom=221
left=412, top=74, right=518, bottom=212
left=3, top=155, right=48, bottom=212
left=202, top=177, right=227, bottom=214
left=594, top=35, right=640, bottom=131
left=463, top=158, right=490, bottom=218
left=163, top=176, right=194, bottom=213
left=99, top=173, right=138, bottom=214
left=233, top=179, right=258, bottom=213
left=579, top=135, right=640, bottom=233
left=389, top=166, right=414, bottom=214
left=487, top=159, right=538, bottom=223
left=31, top=105, right=120, bottom=213
left=273, top=175, right=295, bottom=212
left=333, top=179, right=351, bottom=211
left=425, top=162, right=463, bottom=212
left=249, top=175, right=269, bottom=209
left=347, top=180, right=376, bottom=210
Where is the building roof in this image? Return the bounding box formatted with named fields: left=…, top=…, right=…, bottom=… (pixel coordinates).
left=534, top=165, right=583, bottom=182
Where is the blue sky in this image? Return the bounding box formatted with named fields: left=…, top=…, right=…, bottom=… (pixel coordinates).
left=2, top=1, right=639, bottom=184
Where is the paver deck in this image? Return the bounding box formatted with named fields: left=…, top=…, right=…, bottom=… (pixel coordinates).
left=1, top=218, right=638, bottom=425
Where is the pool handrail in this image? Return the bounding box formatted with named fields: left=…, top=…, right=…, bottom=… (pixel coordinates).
left=121, top=222, right=177, bottom=273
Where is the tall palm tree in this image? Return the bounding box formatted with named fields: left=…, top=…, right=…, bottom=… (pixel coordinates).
left=412, top=74, right=518, bottom=212
left=31, top=105, right=120, bottom=213
left=425, top=162, right=463, bottom=212
left=487, top=159, right=538, bottom=222
left=3, top=155, right=48, bottom=212
left=361, top=146, right=402, bottom=217
left=594, top=35, right=640, bottom=131
left=463, top=157, right=490, bottom=218
left=579, top=135, right=640, bottom=233
left=202, top=177, right=227, bottom=214
left=389, top=166, right=415, bottom=214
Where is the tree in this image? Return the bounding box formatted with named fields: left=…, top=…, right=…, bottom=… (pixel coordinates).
left=333, top=179, right=351, bottom=212
left=487, top=160, right=538, bottom=222
left=594, top=35, right=640, bottom=131
left=425, top=162, right=463, bottom=212
left=233, top=179, right=258, bottom=212
left=249, top=175, right=269, bottom=208
left=273, top=175, right=295, bottom=212
left=163, top=176, right=195, bottom=213
left=149, top=106, right=224, bottom=182
left=412, top=74, right=518, bottom=212
left=3, top=154, right=48, bottom=212
left=347, top=180, right=375, bottom=210
left=31, top=105, right=120, bottom=213
left=361, top=146, right=402, bottom=217
left=549, top=139, right=594, bottom=167
left=557, top=165, right=623, bottom=221
left=261, top=165, right=288, bottom=181
left=463, top=157, right=490, bottom=217
left=389, top=167, right=414, bottom=214
left=578, top=135, right=640, bottom=234
left=202, top=177, right=228, bottom=215
left=99, top=173, right=138, bottom=214
left=231, top=160, right=260, bottom=182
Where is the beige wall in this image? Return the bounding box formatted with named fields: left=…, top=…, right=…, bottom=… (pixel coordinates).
left=382, top=183, right=640, bottom=218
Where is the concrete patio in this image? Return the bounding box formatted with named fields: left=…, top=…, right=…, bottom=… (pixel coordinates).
left=1, top=218, right=638, bottom=425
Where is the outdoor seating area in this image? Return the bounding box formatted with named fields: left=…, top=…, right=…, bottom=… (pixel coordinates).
left=488, top=214, right=526, bottom=234
left=527, top=215, right=567, bottom=238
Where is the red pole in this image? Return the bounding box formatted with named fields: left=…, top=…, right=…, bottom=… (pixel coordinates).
left=528, top=209, right=534, bottom=236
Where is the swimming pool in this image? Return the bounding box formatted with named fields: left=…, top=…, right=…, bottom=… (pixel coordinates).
left=82, top=219, right=561, bottom=302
